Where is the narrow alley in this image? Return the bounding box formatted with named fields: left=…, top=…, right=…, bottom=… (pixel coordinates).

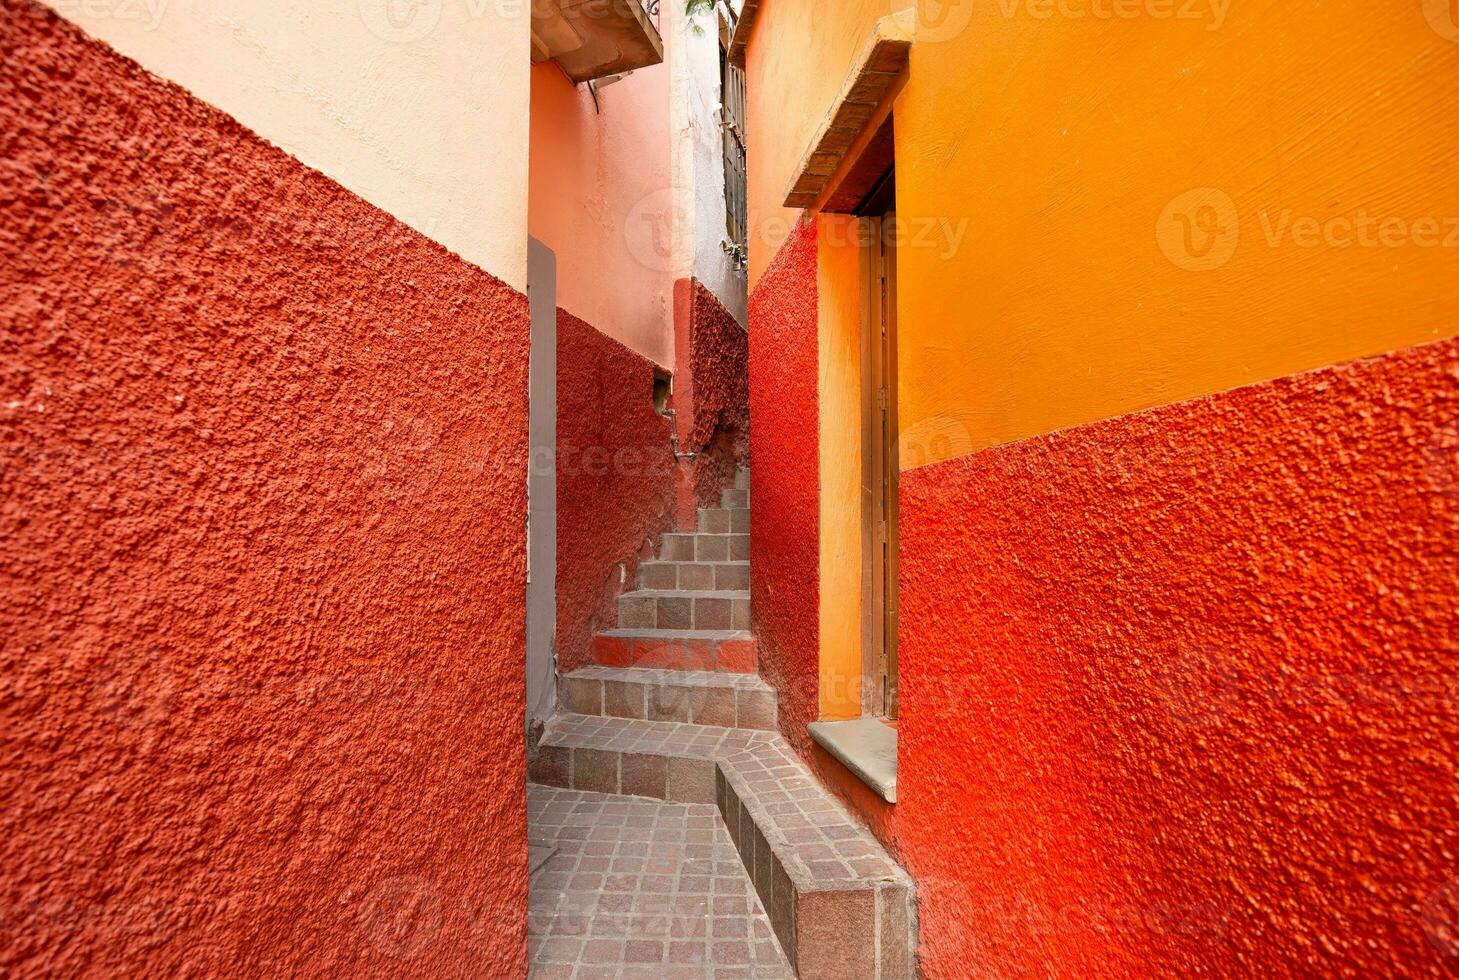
left=3, top=0, right=1457, bottom=977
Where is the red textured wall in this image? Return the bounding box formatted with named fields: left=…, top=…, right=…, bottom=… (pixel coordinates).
left=555, top=309, right=677, bottom=672
left=671, top=279, right=750, bottom=524
left=892, top=338, right=1459, bottom=977
left=556, top=285, right=751, bottom=673
left=747, top=219, right=820, bottom=742
left=0, top=4, right=529, bottom=975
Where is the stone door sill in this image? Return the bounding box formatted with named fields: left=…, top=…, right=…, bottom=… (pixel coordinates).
left=808, top=717, right=898, bottom=804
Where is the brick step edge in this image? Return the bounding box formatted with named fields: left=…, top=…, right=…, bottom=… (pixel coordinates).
left=591, top=629, right=758, bottom=673
left=527, top=714, right=916, bottom=979
left=560, top=667, right=777, bottom=730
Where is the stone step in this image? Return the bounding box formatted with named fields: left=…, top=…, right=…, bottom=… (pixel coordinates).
left=617, top=589, right=751, bottom=631
left=638, top=559, right=750, bottom=592
left=591, top=628, right=758, bottom=673
left=735, top=468, right=750, bottom=491
left=529, top=713, right=916, bottom=979
left=560, top=666, right=777, bottom=730
left=696, top=505, right=752, bottom=534
left=659, top=531, right=751, bottom=563
left=721, top=487, right=750, bottom=509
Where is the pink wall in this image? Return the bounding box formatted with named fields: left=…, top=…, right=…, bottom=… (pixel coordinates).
left=529, top=61, right=674, bottom=368
left=1, top=6, right=529, bottom=974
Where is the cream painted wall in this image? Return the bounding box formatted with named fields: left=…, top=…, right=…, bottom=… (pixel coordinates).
left=528, top=60, right=674, bottom=367
left=43, top=0, right=531, bottom=290
left=668, top=0, right=747, bottom=325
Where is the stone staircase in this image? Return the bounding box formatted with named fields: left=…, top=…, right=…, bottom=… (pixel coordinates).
left=529, top=470, right=918, bottom=978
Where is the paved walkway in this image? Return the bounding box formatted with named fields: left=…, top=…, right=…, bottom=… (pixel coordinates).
left=527, top=785, right=795, bottom=979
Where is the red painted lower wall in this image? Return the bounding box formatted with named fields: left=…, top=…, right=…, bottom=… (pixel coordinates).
left=892, top=338, right=1459, bottom=977
left=747, top=219, right=821, bottom=742
left=671, top=279, right=750, bottom=525
left=1, top=5, right=529, bottom=975
left=556, top=284, right=750, bottom=674
left=555, top=309, right=677, bottom=673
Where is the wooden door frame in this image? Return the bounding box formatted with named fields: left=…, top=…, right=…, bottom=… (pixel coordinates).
left=858, top=171, right=898, bottom=719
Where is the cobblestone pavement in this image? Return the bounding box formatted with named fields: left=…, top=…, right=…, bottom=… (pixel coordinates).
left=528, top=785, right=795, bottom=979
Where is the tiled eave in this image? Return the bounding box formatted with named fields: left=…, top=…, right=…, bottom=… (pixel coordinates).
left=782, top=16, right=911, bottom=211
left=727, top=0, right=759, bottom=67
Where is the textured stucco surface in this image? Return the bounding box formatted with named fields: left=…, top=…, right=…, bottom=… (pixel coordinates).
left=893, top=338, right=1459, bottom=977
left=1, top=5, right=530, bottom=974
left=745, top=0, right=1458, bottom=461
left=747, top=219, right=820, bottom=749
left=38, top=0, right=530, bottom=288
left=555, top=310, right=677, bottom=674
left=555, top=290, right=750, bottom=673
left=671, top=278, right=750, bottom=524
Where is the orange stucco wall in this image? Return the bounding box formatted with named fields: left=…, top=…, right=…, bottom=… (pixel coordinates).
left=529, top=61, right=674, bottom=367
left=816, top=212, right=864, bottom=721
left=744, top=0, right=887, bottom=292
left=743, top=5, right=1459, bottom=971
left=746, top=0, right=1459, bottom=462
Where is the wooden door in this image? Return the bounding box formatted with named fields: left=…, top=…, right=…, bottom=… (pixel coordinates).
left=861, top=174, right=899, bottom=719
